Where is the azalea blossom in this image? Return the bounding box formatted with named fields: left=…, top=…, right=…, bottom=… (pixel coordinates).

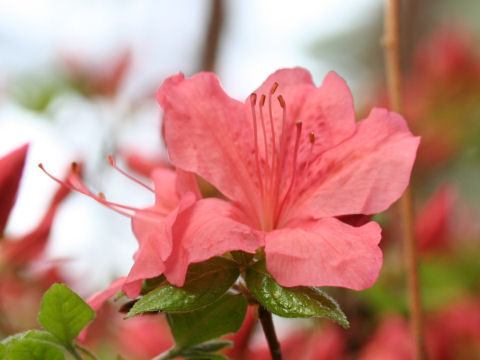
left=157, top=67, right=420, bottom=290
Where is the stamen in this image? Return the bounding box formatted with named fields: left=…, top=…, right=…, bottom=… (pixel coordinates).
left=71, top=162, right=79, bottom=174
left=258, top=95, right=270, bottom=179
left=309, top=132, right=315, bottom=144
left=270, top=82, right=279, bottom=94
left=268, top=84, right=278, bottom=194
left=274, top=121, right=303, bottom=227
left=38, top=163, right=160, bottom=218
left=107, top=155, right=155, bottom=193
left=250, top=93, right=264, bottom=196
left=274, top=95, right=288, bottom=191
left=277, top=95, right=287, bottom=163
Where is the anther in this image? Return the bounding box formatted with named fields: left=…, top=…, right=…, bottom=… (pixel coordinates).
left=270, top=82, right=279, bottom=94
left=277, top=95, right=285, bottom=108
left=98, top=192, right=106, bottom=200
left=71, top=162, right=79, bottom=173
left=260, top=94, right=266, bottom=106
left=107, top=155, right=115, bottom=166
left=309, top=132, right=315, bottom=144
left=250, top=93, right=257, bottom=105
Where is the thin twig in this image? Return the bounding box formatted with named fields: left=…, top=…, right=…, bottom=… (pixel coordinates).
left=382, top=1, right=427, bottom=359
left=201, top=0, right=224, bottom=72
left=257, top=305, right=282, bottom=360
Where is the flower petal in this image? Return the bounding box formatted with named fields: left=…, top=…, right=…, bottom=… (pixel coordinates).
left=0, top=143, right=29, bottom=235
left=289, top=108, right=420, bottom=221
left=125, top=193, right=197, bottom=297
left=265, top=217, right=382, bottom=290
left=157, top=73, right=260, bottom=221
left=150, top=167, right=180, bottom=215
left=87, top=276, right=126, bottom=312
left=163, top=198, right=265, bottom=286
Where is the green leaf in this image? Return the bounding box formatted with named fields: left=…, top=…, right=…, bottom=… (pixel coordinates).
left=246, top=260, right=349, bottom=328
left=167, top=294, right=247, bottom=349
left=184, top=341, right=233, bottom=353
left=75, top=344, right=98, bottom=360
left=231, top=251, right=254, bottom=265
left=38, top=283, right=95, bottom=345
left=128, top=257, right=239, bottom=317
left=0, top=343, right=6, bottom=359
left=1, top=331, right=61, bottom=348
left=23, top=330, right=63, bottom=347
left=4, top=339, right=65, bottom=360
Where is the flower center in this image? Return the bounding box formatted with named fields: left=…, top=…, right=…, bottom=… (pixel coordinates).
left=249, top=83, right=303, bottom=231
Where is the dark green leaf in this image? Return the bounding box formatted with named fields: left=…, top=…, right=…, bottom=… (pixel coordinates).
left=231, top=251, right=254, bottom=265
left=38, top=283, right=95, bottom=345
left=167, top=294, right=247, bottom=348
left=246, top=260, right=349, bottom=328
left=128, top=257, right=239, bottom=317
left=4, top=339, right=65, bottom=360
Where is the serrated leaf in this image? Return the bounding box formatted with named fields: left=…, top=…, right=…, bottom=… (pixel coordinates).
left=246, top=260, right=349, bottom=328
left=167, top=294, right=247, bottom=349
left=128, top=257, right=239, bottom=317
left=5, top=339, right=65, bottom=360
left=38, top=283, right=95, bottom=345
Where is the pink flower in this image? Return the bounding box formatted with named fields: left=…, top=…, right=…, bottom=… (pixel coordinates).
left=0, top=144, right=29, bottom=235
left=359, top=317, right=414, bottom=360
left=157, top=68, right=419, bottom=290
left=415, top=185, right=456, bottom=254
left=2, top=165, right=73, bottom=266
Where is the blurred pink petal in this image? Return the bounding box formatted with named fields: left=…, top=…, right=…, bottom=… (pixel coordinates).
left=2, top=165, right=73, bottom=265
left=415, top=185, right=456, bottom=253
left=0, top=143, right=29, bottom=235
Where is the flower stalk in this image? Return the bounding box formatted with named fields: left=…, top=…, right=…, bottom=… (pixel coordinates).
left=382, top=1, right=427, bottom=359
left=258, top=305, right=282, bottom=360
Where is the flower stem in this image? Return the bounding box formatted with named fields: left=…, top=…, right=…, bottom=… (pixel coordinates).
left=258, top=305, right=282, bottom=360
left=382, top=1, right=427, bottom=359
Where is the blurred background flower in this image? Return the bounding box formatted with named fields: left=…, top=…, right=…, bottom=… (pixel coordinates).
left=0, top=0, right=479, bottom=358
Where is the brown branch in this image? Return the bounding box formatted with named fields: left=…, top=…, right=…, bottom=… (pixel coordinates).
left=201, top=0, right=224, bottom=72
left=382, top=1, right=427, bottom=359
left=258, top=305, right=282, bottom=360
